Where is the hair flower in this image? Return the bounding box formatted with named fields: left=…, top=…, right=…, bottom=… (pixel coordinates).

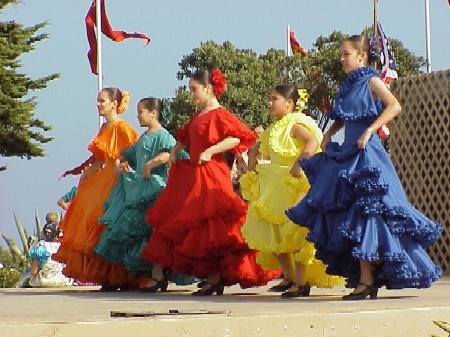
left=117, top=91, right=131, bottom=114
left=211, top=68, right=227, bottom=99
left=295, top=88, right=309, bottom=112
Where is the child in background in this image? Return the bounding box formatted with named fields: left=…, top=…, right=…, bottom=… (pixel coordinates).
left=28, top=212, right=74, bottom=287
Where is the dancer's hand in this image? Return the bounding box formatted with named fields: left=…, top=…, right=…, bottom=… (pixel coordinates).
left=168, top=151, right=177, bottom=167
left=321, top=133, right=332, bottom=153
left=198, top=150, right=212, bottom=165
left=357, top=128, right=374, bottom=149
left=290, top=162, right=302, bottom=178
left=142, top=162, right=152, bottom=179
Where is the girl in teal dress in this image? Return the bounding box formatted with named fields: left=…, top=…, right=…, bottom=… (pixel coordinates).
left=95, top=97, right=196, bottom=289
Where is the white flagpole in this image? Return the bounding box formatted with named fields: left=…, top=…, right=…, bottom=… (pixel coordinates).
left=287, top=25, right=291, bottom=57
left=96, top=0, right=103, bottom=127
left=424, top=0, right=431, bottom=73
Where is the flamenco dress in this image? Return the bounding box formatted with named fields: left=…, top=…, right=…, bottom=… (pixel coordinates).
left=141, top=107, right=280, bottom=287
left=286, top=67, right=442, bottom=289
left=95, top=128, right=196, bottom=285
left=53, top=120, right=143, bottom=287
left=240, top=112, right=344, bottom=287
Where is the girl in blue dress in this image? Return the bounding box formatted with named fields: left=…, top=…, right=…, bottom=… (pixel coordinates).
left=287, top=35, right=441, bottom=300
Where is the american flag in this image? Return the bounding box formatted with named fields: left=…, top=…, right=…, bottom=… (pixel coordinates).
left=377, top=21, right=398, bottom=85
left=376, top=22, right=398, bottom=141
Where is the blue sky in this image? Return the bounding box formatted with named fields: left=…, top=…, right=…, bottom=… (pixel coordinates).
left=1, top=0, right=449, bottom=246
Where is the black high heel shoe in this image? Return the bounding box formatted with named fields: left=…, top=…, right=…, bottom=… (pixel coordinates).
left=99, top=285, right=119, bottom=292
left=280, top=283, right=311, bottom=298
left=268, top=279, right=295, bottom=292
left=192, top=283, right=224, bottom=296
left=197, top=280, right=208, bottom=288
left=342, top=283, right=378, bottom=300
left=139, top=278, right=169, bottom=293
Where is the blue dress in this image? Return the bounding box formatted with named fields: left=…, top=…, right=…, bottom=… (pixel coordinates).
left=95, top=128, right=196, bottom=285
left=286, top=67, right=442, bottom=289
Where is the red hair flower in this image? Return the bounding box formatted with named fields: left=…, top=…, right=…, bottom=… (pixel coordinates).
left=211, top=68, right=227, bottom=99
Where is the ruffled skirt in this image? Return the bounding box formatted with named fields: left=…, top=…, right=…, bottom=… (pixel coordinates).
left=241, top=164, right=344, bottom=288
left=53, top=166, right=144, bottom=288
left=95, top=173, right=196, bottom=285
left=141, top=159, right=280, bottom=287
left=287, top=138, right=442, bottom=289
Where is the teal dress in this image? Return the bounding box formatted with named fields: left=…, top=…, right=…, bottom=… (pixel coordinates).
left=95, top=128, right=195, bottom=285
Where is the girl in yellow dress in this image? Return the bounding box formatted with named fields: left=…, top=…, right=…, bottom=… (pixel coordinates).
left=241, top=84, right=343, bottom=297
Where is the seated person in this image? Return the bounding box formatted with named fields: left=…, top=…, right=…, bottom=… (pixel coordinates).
left=28, top=213, right=74, bottom=287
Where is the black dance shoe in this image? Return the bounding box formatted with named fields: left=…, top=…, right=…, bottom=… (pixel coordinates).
left=139, top=278, right=169, bottom=293
left=280, top=283, right=311, bottom=298
left=268, top=279, right=295, bottom=292
left=197, top=280, right=208, bottom=288
left=192, top=283, right=224, bottom=296
left=99, top=285, right=119, bottom=292
left=342, top=283, right=378, bottom=300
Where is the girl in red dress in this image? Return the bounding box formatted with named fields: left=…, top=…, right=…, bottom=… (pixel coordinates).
left=141, top=69, right=280, bottom=295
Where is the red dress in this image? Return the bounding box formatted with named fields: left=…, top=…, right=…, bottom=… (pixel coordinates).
left=142, top=108, right=280, bottom=287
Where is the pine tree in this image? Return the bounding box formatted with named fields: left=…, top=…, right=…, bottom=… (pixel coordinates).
left=0, top=0, right=59, bottom=163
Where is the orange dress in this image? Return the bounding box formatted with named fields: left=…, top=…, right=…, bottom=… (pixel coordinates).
left=53, top=120, right=140, bottom=286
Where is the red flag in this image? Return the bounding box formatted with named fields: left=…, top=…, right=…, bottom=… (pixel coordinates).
left=85, top=0, right=151, bottom=74
left=377, top=122, right=390, bottom=141
left=320, top=96, right=332, bottom=114
left=289, top=31, right=307, bottom=58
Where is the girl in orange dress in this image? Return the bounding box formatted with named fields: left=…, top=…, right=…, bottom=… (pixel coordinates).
left=53, top=87, right=141, bottom=290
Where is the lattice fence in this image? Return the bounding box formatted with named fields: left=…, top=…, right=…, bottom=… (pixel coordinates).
left=390, top=70, right=450, bottom=275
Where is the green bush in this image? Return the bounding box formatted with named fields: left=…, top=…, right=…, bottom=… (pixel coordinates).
left=0, top=248, right=27, bottom=288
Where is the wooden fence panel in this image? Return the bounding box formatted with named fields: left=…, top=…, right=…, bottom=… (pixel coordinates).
left=390, top=70, right=450, bottom=274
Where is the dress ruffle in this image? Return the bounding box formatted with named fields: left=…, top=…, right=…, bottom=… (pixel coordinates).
left=266, top=112, right=323, bottom=158
left=142, top=111, right=278, bottom=287
left=240, top=113, right=343, bottom=288
left=327, top=67, right=382, bottom=122
left=286, top=71, right=442, bottom=289
left=53, top=120, right=141, bottom=287
left=94, top=129, right=197, bottom=286
left=88, top=120, right=138, bottom=161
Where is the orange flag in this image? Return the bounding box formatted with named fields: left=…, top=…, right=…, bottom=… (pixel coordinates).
left=289, top=31, right=307, bottom=58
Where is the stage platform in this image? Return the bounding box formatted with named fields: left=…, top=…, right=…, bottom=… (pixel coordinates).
left=1, top=277, right=449, bottom=337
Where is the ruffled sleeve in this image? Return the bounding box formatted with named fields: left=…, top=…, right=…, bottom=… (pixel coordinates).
left=268, top=112, right=323, bottom=158
left=258, top=128, right=271, bottom=158
left=155, top=129, right=177, bottom=154
left=122, top=133, right=142, bottom=170
left=327, top=67, right=382, bottom=121
left=88, top=120, right=139, bottom=161
left=210, top=108, right=257, bottom=154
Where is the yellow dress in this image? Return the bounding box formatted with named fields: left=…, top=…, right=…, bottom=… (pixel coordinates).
left=240, top=112, right=344, bottom=287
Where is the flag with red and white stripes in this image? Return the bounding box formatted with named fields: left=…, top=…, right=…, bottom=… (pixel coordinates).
left=377, top=21, right=398, bottom=85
